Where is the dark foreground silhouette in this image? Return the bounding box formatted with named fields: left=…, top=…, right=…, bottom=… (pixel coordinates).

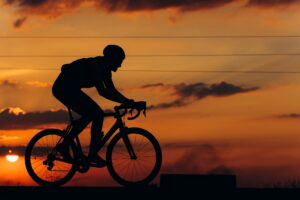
left=25, top=44, right=162, bottom=186
left=1, top=174, right=300, bottom=199
left=25, top=103, right=162, bottom=186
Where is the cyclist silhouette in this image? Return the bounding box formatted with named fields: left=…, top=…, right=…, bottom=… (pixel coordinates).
left=52, top=45, right=133, bottom=167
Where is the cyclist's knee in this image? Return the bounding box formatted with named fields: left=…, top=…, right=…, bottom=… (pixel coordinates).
left=73, top=117, right=91, bottom=129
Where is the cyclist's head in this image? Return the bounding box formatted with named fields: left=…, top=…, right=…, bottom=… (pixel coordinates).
left=103, top=45, right=125, bottom=72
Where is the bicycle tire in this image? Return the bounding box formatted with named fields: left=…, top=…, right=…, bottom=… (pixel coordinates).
left=106, top=127, right=162, bottom=186
left=25, top=129, right=78, bottom=186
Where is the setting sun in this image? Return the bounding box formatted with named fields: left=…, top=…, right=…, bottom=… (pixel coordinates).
left=6, top=150, right=19, bottom=163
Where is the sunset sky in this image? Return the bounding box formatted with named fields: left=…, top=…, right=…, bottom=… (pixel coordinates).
left=1, top=0, right=300, bottom=187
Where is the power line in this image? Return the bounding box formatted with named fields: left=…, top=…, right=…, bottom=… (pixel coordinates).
left=1, top=35, right=300, bottom=39
left=121, top=69, right=300, bottom=74
left=1, top=68, right=300, bottom=74
left=121, top=70, right=300, bottom=74
left=1, top=53, right=300, bottom=58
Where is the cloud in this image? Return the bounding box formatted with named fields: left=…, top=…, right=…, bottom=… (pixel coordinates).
left=0, top=107, right=114, bottom=130
left=276, top=113, right=300, bottom=119
left=162, top=143, right=234, bottom=175
left=0, top=80, right=19, bottom=87
left=149, top=99, right=187, bottom=109
left=148, top=81, right=258, bottom=109
left=0, top=107, right=69, bottom=129
left=0, top=79, right=52, bottom=88
left=141, top=83, right=165, bottom=88
left=0, top=146, right=26, bottom=156
left=25, top=81, right=52, bottom=88
left=3, top=0, right=236, bottom=17
left=247, top=0, right=299, bottom=7
left=97, top=0, right=236, bottom=12
left=176, top=82, right=258, bottom=98
left=13, top=16, right=27, bottom=28
left=4, top=0, right=300, bottom=27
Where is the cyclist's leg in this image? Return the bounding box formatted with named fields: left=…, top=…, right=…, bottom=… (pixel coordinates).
left=52, top=76, right=105, bottom=164
left=53, top=82, right=92, bottom=144
left=60, top=91, right=101, bottom=143
left=90, top=116, right=104, bottom=155
left=78, top=99, right=105, bottom=163
left=52, top=98, right=92, bottom=159
left=68, top=92, right=106, bottom=166
left=61, top=90, right=105, bottom=161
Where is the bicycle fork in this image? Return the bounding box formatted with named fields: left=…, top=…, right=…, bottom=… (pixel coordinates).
left=122, top=133, right=137, bottom=160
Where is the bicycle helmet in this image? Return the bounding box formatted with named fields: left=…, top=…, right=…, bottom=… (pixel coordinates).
left=103, top=45, right=125, bottom=60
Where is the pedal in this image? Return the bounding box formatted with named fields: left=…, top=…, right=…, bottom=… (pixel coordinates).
left=89, top=162, right=106, bottom=168
left=77, top=164, right=90, bottom=173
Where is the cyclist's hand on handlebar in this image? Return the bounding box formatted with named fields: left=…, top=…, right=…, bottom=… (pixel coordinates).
left=125, top=100, right=147, bottom=120
left=134, top=101, right=146, bottom=110
left=122, top=100, right=145, bottom=109
left=115, top=100, right=147, bottom=119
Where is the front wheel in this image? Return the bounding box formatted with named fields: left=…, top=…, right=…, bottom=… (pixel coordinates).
left=106, top=128, right=162, bottom=186
left=25, top=129, right=78, bottom=186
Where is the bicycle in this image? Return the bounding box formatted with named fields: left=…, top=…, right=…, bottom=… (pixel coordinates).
left=25, top=102, right=162, bottom=186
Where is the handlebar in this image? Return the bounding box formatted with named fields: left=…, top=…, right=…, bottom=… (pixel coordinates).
left=114, top=101, right=147, bottom=120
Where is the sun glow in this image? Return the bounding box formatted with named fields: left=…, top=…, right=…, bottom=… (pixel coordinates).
left=6, top=150, right=19, bottom=163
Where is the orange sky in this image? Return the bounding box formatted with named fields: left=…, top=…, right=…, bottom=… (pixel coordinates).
left=1, top=0, right=300, bottom=187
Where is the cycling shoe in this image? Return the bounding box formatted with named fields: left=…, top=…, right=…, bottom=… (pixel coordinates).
left=88, top=154, right=106, bottom=168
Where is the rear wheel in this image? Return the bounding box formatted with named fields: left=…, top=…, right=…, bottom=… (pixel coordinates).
left=106, top=128, right=162, bottom=186
left=25, top=129, right=77, bottom=186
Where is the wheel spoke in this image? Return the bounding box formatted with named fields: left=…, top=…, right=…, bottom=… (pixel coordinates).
left=26, top=131, right=76, bottom=185
left=109, top=131, right=161, bottom=185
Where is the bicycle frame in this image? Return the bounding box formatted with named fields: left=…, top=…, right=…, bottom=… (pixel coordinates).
left=64, top=108, right=137, bottom=162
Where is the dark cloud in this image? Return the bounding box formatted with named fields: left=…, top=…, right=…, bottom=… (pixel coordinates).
left=4, top=0, right=76, bottom=7
left=247, top=0, right=299, bottom=7
left=14, top=0, right=47, bottom=7
left=148, top=99, right=187, bottom=110
left=4, top=0, right=84, bottom=27
left=0, top=146, right=26, bottom=156
left=4, top=0, right=236, bottom=14
left=276, top=113, right=300, bottom=119
left=0, top=107, right=114, bottom=130
left=175, top=81, right=258, bottom=98
left=97, top=0, right=235, bottom=12
left=13, top=17, right=27, bottom=28
left=4, top=0, right=300, bottom=27
left=149, top=81, right=258, bottom=109
left=0, top=107, right=69, bottom=129
left=141, top=83, right=164, bottom=88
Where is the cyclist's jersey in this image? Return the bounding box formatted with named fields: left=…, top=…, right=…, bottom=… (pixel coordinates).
left=60, top=56, right=111, bottom=88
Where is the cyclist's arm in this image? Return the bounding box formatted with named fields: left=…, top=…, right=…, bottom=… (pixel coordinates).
left=95, top=78, right=132, bottom=104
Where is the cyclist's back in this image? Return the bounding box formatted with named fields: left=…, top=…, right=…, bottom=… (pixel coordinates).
left=60, top=56, right=111, bottom=89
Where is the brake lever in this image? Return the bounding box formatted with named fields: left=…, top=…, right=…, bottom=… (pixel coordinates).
left=129, top=108, right=134, bottom=116
left=127, top=109, right=140, bottom=120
